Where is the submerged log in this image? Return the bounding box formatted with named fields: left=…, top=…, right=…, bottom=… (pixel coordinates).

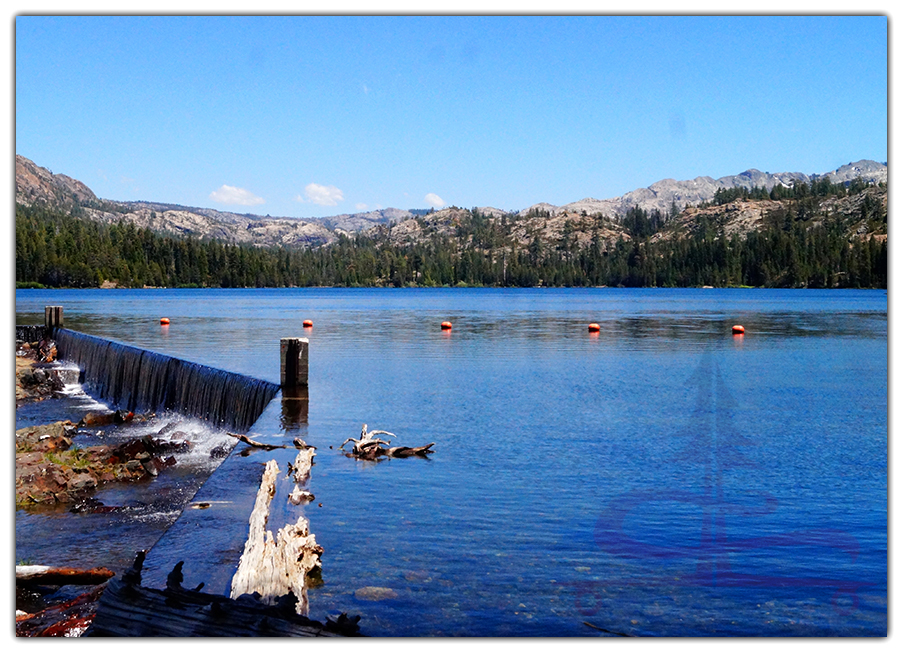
left=229, top=460, right=323, bottom=616
left=383, top=443, right=436, bottom=458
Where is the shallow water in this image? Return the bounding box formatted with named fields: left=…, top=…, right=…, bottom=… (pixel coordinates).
left=15, top=287, right=887, bottom=636
left=15, top=402, right=237, bottom=577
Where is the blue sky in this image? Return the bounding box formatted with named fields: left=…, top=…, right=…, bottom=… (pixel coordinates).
left=14, top=14, right=888, bottom=218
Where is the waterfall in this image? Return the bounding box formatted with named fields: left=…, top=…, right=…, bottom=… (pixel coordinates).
left=54, top=329, right=280, bottom=432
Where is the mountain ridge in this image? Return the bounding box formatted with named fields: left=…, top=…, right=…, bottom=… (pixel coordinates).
left=520, top=160, right=887, bottom=219
left=15, top=154, right=887, bottom=249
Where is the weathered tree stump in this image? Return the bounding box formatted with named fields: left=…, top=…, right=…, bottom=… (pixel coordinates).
left=289, top=486, right=315, bottom=505
left=291, top=446, right=315, bottom=483
left=229, top=460, right=323, bottom=616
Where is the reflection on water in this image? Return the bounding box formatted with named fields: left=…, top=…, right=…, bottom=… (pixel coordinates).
left=15, top=288, right=887, bottom=636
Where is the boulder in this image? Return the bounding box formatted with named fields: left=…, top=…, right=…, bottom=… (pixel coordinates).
left=16, top=421, right=76, bottom=453
left=66, top=473, right=97, bottom=494
left=354, top=586, right=399, bottom=601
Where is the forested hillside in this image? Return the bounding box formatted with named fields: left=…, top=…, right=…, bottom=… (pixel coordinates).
left=15, top=175, right=887, bottom=289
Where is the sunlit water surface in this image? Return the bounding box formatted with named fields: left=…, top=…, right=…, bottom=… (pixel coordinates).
left=15, top=288, right=887, bottom=636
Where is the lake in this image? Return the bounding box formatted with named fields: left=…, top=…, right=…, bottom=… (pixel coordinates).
left=15, top=287, right=888, bottom=636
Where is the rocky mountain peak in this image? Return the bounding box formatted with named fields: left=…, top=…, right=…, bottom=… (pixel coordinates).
left=16, top=154, right=98, bottom=209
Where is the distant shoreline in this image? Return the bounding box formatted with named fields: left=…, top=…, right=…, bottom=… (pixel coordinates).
left=16, top=283, right=889, bottom=291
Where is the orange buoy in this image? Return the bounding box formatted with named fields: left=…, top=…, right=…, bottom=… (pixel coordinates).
left=732, top=325, right=745, bottom=334
left=441, top=321, right=452, bottom=330
left=160, top=317, right=170, bottom=325
left=588, top=323, right=600, bottom=332
left=303, top=320, right=313, bottom=328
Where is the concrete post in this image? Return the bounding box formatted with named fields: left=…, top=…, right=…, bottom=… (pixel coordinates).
left=280, top=338, right=308, bottom=391
left=45, top=306, right=63, bottom=330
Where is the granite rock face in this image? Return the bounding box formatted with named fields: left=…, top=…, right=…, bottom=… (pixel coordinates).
left=519, top=160, right=888, bottom=220
left=15, top=154, right=98, bottom=210
left=17, top=154, right=886, bottom=243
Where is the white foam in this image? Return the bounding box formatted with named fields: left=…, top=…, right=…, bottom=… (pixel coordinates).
left=115, top=413, right=236, bottom=470
left=58, top=382, right=110, bottom=411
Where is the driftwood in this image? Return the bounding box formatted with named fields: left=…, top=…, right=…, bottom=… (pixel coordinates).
left=382, top=443, right=436, bottom=458
left=15, top=563, right=113, bottom=636
left=84, top=553, right=356, bottom=637
left=229, top=460, right=323, bottom=616
left=287, top=445, right=316, bottom=504
left=226, top=432, right=286, bottom=451
left=289, top=487, right=315, bottom=505
left=227, top=432, right=315, bottom=453
left=16, top=565, right=115, bottom=587
left=340, top=423, right=435, bottom=460
left=339, top=423, right=395, bottom=453
left=290, top=446, right=316, bottom=482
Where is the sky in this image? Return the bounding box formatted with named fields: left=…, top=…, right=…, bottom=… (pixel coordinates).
left=12, top=12, right=889, bottom=219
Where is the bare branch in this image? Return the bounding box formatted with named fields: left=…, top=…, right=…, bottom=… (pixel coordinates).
left=226, top=432, right=285, bottom=451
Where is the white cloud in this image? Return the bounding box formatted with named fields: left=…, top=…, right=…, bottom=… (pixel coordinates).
left=355, top=202, right=369, bottom=211
left=299, top=183, right=344, bottom=207
left=209, top=184, right=265, bottom=206
left=425, top=192, right=446, bottom=207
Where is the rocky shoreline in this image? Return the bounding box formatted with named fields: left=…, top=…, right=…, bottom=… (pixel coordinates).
left=14, top=343, right=200, bottom=635
left=15, top=345, right=196, bottom=508
left=16, top=417, right=189, bottom=507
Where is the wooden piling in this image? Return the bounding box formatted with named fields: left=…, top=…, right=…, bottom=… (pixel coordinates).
left=44, top=306, right=63, bottom=330
left=281, top=337, right=309, bottom=391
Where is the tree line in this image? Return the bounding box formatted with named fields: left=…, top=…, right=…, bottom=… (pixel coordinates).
left=15, top=181, right=887, bottom=290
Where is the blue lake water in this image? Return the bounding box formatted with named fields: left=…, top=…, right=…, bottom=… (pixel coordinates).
left=15, top=287, right=887, bottom=636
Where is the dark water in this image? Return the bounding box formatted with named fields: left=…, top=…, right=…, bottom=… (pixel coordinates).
left=15, top=288, right=887, bottom=636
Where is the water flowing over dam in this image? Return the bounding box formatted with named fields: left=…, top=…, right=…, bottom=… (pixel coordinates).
left=54, top=328, right=280, bottom=433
